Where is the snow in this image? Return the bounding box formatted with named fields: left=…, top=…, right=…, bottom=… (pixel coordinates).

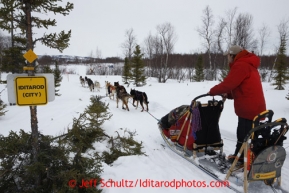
left=0, top=64, right=289, bottom=193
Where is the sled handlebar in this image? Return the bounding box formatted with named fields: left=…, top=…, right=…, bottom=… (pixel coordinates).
left=192, top=94, right=225, bottom=101
left=244, top=119, right=288, bottom=142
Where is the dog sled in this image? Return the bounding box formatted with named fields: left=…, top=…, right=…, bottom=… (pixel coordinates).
left=227, top=110, right=288, bottom=193
left=158, top=94, right=288, bottom=193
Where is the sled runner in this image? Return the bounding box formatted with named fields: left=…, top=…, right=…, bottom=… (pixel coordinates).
left=158, top=94, right=288, bottom=193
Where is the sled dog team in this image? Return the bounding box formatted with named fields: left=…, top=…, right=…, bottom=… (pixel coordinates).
left=105, top=81, right=149, bottom=112
left=79, top=76, right=101, bottom=92
left=79, top=76, right=149, bottom=112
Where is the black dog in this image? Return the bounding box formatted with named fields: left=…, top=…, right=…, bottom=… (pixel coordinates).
left=85, top=76, right=94, bottom=92
left=130, top=89, right=149, bottom=112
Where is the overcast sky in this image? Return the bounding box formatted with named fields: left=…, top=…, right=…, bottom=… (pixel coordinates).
left=31, top=0, right=289, bottom=58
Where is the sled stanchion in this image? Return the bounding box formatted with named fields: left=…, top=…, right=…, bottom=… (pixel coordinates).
left=277, top=176, right=281, bottom=186
left=176, top=112, right=190, bottom=142
left=193, top=143, right=197, bottom=159
left=243, top=142, right=249, bottom=193
left=183, top=113, right=192, bottom=151
left=225, top=143, right=245, bottom=180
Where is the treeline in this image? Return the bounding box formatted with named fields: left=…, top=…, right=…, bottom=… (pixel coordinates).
left=146, top=53, right=289, bottom=69
left=38, top=52, right=289, bottom=70
left=38, top=55, right=123, bottom=65
left=37, top=52, right=289, bottom=82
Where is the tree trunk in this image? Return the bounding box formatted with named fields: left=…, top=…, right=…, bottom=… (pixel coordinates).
left=268, top=53, right=278, bottom=82
left=25, top=2, right=40, bottom=187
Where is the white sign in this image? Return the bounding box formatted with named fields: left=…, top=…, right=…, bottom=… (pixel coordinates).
left=7, top=74, right=55, bottom=104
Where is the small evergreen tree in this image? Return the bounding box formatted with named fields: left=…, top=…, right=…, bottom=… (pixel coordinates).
left=0, top=94, right=145, bottom=192
left=102, top=129, right=145, bottom=165
left=218, top=62, right=229, bottom=82
left=272, top=36, right=289, bottom=90
left=1, top=46, right=26, bottom=73
left=192, top=54, right=205, bottom=82
left=53, top=61, right=62, bottom=96
left=0, top=95, right=112, bottom=192
left=286, top=91, right=289, bottom=100
left=259, top=67, right=269, bottom=82
left=130, top=45, right=147, bottom=86
left=38, top=61, right=62, bottom=96
left=0, top=129, right=103, bottom=193
left=0, top=97, right=7, bottom=116
left=85, top=95, right=113, bottom=129
left=122, top=57, right=132, bottom=84
left=39, top=64, right=53, bottom=73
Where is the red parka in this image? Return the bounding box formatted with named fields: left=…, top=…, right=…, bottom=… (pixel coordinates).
left=210, top=50, right=266, bottom=120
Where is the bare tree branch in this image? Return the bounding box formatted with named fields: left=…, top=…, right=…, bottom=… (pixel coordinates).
left=232, top=13, right=257, bottom=51
left=156, top=22, right=177, bottom=83
left=196, top=5, right=215, bottom=79
left=258, top=23, right=271, bottom=56
left=224, top=7, right=237, bottom=48
left=121, top=28, right=137, bottom=60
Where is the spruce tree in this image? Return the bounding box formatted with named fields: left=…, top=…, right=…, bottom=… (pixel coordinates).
left=102, top=129, right=145, bottom=165
left=0, top=1, right=73, bottom=52
left=192, top=54, right=205, bottom=82
left=37, top=61, right=62, bottom=96
left=0, top=95, right=145, bottom=192
left=130, top=45, right=147, bottom=86
left=272, top=36, right=289, bottom=90
left=0, top=95, right=111, bottom=193
left=1, top=46, right=26, bottom=73
left=0, top=3, right=73, bottom=177
left=54, top=61, right=62, bottom=96
left=218, top=62, right=229, bottom=82
left=85, top=95, right=113, bottom=130
left=0, top=97, right=7, bottom=116
left=286, top=91, right=289, bottom=100
left=0, top=0, right=27, bottom=74
left=122, top=57, right=132, bottom=84
left=40, top=64, right=53, bottom=73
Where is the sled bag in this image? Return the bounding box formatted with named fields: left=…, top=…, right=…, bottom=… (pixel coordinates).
left=160, top=105, right=195, bottom=150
